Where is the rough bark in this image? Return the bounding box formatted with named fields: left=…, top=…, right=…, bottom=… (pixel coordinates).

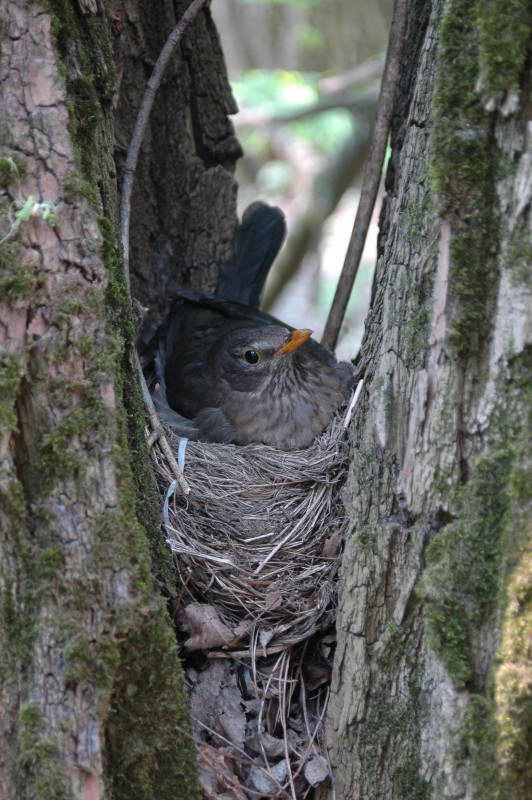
left=116, top=0, right=242, bottom=316
left=0, top=1, right=240, bottom=798
left=327, top=1, right=532, bottom=798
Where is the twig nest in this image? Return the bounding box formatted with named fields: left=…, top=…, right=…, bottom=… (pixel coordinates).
left=153, top=410, right=351, bottom=653
left=151, top=393, right=359, bottom=797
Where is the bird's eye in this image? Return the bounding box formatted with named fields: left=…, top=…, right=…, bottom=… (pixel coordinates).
left=244, top=349, right=260, bottom=364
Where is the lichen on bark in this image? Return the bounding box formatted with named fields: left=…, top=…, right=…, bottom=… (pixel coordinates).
left=327, top=0, right=532, bottom=797
left=430, top=0, right=499, bottom=359
left=0, top=1, right=239, bottom=797
left=477, top=0, right=532, bottom=110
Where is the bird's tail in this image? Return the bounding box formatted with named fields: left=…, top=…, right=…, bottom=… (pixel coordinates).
left=216, top=201, right=286, bottom=308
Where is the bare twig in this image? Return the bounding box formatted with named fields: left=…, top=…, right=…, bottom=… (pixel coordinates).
left=195, top=719, right=287, bottom=796
left=321, top=0, right=409, bottom=352
left=262, top=117, right=374, bottom=310
left=279, top=655, right=298, bottom=800
left=118, top=0, right=206, bottom=492
left=235, top=55, right=383, bottom=130
left=236, top=87, right=378, bottom=129
left=318, top=55, right=384, bottom=94
left=120, top=0, right=207, bottom=293
left=139, top=353, right=190, bottom=494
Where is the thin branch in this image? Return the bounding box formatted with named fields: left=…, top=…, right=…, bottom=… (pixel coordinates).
left=318, top=55, right=384, bottom=94
left=142, top=363, right=191, bottom=495
left=262, top=110, right=374, bottom=311
left=118, top=0, right=206, bottom=493
left=120, top=0, right=207, bottom=294
left=236, top=87, right=378, bottom=129
left=235, top=55, right=383, bottom=130
left=321, top=0, right=409, bottom=352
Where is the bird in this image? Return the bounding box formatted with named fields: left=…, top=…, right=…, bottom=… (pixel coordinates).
left=142, top=201, right=353, bottom=451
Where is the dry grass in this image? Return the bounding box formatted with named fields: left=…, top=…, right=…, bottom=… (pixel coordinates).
left=153, top=407, right=352, bottom=651
left=150, top=386, right=360, bottom=797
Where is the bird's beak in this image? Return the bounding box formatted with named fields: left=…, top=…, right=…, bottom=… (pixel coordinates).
left=275, top=328, right=313, bottom=355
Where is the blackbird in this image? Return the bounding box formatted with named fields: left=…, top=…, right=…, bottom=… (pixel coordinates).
left=144, top=202, right=353, bottom=450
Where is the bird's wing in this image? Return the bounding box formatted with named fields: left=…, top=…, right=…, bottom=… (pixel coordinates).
left=152, top=385, right=201, bottom=438
left=334, top=360, right=357, bottom=396
left=195, top=407, right=237, bottom=444
left=216, top=201, right=286, bottom=308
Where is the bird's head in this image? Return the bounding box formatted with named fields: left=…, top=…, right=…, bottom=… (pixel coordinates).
left=208, top=325, right=313, bottom=392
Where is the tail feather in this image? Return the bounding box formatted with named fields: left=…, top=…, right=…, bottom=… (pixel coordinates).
left=216, top=201, right=286, bottom=307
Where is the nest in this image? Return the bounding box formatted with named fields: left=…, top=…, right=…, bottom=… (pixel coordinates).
left=150, top=389, right=358, bottom=798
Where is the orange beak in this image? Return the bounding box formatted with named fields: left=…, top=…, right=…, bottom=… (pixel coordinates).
left=275, top=328, right=313, bottom=355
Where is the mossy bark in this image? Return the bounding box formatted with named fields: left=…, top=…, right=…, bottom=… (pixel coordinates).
left=327, top=1, right=532, bottom=798
left=0, top=1, right=240, bottom=797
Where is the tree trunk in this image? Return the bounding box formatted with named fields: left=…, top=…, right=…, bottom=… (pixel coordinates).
left=0, top=1, right=239, bottom=797
left=327, top=1, right=532, bottom=798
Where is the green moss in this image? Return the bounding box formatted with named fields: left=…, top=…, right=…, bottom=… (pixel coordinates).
left=454, top=694, right=498, bottom=797
left=405, top=305, right=431, bottom=369
left=0, top=202, right=22, bottom=277
left=35, top=546, right=65, bottom=581
left=99, top=218, right=175, bottom=593
left=105, top=616, right=200, bottom=800
left=359, top=623, right=430, bottom=799
left=85, top=16, right=118, bottom=99
left=38, top=408, right=96, bottom=479
left=494, top=542, right=532, bottom=799
left=0, top=153, right=26, bottom=184
left=100, top=216, right=132, bottom=332
left=64, top=634, right=120, bottom=688
left=393, top=762, right=431, bottom=800
left=0, top=352, right=27, bottom=431
left=65, top=84, right=102, bottom=178
left=0, top=261, right=38, bottom=302
left=420, top=349, right=532, bottom=794
left=21, top=6, right=200, bottom=795
left=477, top=0, right=532, bottom=107
left=506, top=218, right=532, bottom=288
left=421, top=452, right=512, bottom=684
left=46, top=0, right=103, bottom=182
left=19, top=702, right=41, bottom=733
left=18, top=703, right=73, bottom=800
left=63, top=172, right=99, bottom=208
left=399, top=193, right=433, bottom=241
left=51, top=287, right=106, bottom=332
left=430, top=0, right=498, bottom=358
left=0, top=581, right=36, bottom=682
left=491, top=353, right=532, bottom=798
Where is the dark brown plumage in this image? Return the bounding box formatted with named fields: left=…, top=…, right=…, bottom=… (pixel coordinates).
left=143, top=202, right=353, bottom=450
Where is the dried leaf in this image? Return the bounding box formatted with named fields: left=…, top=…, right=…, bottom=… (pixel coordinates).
left=304, top=754, right=329, bottom=787
left=259, top=628, right=274, bottom=649
left=248, top=765, right=278, bottom=795
left=197, top=743, right=247, bottom=800
left=190, top=660, right=231, bottom=735
left=320, top=532, right=342, bottom=557
left=248, top=759, right=288, bottom=794
left=190, top=660, right=246, bottom=750
left=246, top=729, right=286, bottom=758
left=233, top=619, right=254, bottom=637
left=264, top=591, right=283, bottom=610
left=217, top=686, right=246, bottom=751
left=179, top=602, right=234, bottom=650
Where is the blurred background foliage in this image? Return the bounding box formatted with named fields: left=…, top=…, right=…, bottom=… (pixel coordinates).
left=212, top=0, right=393, bottom=358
